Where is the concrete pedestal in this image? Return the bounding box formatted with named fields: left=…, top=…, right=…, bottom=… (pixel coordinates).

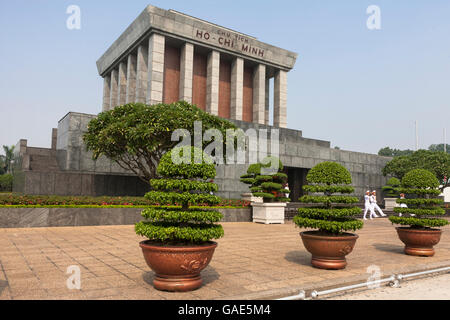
left=241, top=193, right=263, bottom=203
left=251, top=202, right=286, bottom=224
left=384, top=197, right=399, bottom=211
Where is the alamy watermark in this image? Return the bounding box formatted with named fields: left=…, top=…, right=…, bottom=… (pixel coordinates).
left=171, top=121, right=280, bottom=173
left=66, top=5, right=81, bottom=30
left=366, top=5, right=381, bottom=30
left=66, top=265, right=81, bottom=290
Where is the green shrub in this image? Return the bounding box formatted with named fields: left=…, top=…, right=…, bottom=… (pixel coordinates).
left=241, top=156, right=290, bottom=202
left=0, top=174, right=13, bottom=192
left=0, top=194, right=250, bottom=207
left=382, top=177, right=401, bottom=197
left=390, top=169, right=448, bottom=229
left=135, top=147, right=224, bottom=244
left=294, top=162, right=363, bottom=234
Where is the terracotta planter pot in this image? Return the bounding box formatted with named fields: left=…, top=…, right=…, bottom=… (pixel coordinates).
left=139, top=240, right=217, bottom=292
left=396, top=227, right=442, bottom=257
left=300, top=231, right=358, bottom=270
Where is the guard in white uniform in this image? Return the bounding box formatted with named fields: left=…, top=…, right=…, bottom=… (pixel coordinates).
left=363, top=191, right=377, bottom=220
left=371, top=190, right=386, bottom=217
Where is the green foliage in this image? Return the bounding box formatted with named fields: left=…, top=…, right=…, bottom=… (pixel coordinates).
left=401, top=169, right=439, bottom=189
left=241, top=156, right=289, bottom=203
left=0, top=174, right=13, bottom=192
left=83, top=101, right=236, bottom=183
left=0, top=194, right=250, bottom=207
left=302, top=185, right=354, bottom=194
left=135, top=222, right=224, bottom=243
left=389, top=169, right=448, bottom=229
left=2, top=145, right=15, bottom=174
left=389, top=216, right=448, bottom=228
left=306, top=161, right=352, bottom=185
left=382, top=150, right=450, bottom=188
left=382, top=177, right=401, bottom=197
left=135, top=147, right=224, bottom=244
left=428, top=144, right=450, bottom=154
left=157, top=147, right=216, bottom=179
left=294, top=161, right=362, bottom=234
left=378, top=147, right=414, bottom=157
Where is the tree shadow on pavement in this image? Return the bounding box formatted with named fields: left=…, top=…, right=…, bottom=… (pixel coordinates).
left=285, top=250, right=312, bottom=266
left=372, top=243, right=404, bottom=254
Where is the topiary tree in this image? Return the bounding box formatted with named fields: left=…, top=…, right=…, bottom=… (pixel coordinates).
left=294, top=161, right=363, bottom=234
left=239, top=163, right=262, bottom=187
left=390, top=169, right=449, bottom=229
left=382, top=177, right=401, bottom=197
left=135, top=146, right=224, bottom=244
left=245, top=156, right=290, bottom=203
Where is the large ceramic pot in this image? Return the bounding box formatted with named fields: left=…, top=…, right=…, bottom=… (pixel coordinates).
left=139, top=240, right=217, bottom=292
left=396, top=227, right=442, bottom=257
left=300, top=231, right=358, bottom=269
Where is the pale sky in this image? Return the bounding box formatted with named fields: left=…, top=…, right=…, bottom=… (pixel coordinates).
left=1, top=0, right=449, bottom=156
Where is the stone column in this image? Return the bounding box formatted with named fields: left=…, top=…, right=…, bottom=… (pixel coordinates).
left=109, top=69, right=118, bottom=109
left=230, top=57, right=243, bottom=120
left=117, top=61, right=127, bottom=106
left=146, top=33, right=165, bottom=105
left=135, top=44, right=148, bottom=103
left=265, top=78, right=270, bottom=125
left=126, top=54, right=137, bottom=103
left=102, top=74, right=111, bottom=111
left=274, top=70, right=287, bottom=128
left=206, top=50, right=220, bottom=115
left=179, top=43, right=194, bottom=103
left=252, top=64, right=266, bottom=124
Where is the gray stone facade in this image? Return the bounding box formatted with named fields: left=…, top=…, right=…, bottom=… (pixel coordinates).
left=14, top=112, right=391, bottom=201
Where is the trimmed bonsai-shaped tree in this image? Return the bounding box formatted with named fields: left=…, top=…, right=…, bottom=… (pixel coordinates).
left=247, top=156, right=290, bottom=203
left=382, top=177, right=401, bottom=197
left=294, top=161, right=363, bottom=269
left=389, top=169, right=448, bottom=256
left=135, top=146, right=224, bottom=291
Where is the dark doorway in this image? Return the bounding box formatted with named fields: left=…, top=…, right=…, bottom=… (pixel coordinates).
left=284, top=167, right=309, bottom=202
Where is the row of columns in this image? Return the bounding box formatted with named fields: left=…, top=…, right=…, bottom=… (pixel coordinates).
left=102, top=34, right=287, bottom=128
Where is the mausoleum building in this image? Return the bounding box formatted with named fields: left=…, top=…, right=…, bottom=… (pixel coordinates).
left=13, top=5, right=392, bottom=201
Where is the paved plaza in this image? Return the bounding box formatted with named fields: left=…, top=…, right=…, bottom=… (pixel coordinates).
left=0, top=218, right=449, bottom=300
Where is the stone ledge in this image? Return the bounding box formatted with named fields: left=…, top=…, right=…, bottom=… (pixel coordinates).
left=0, top=207, right=251, bottom=228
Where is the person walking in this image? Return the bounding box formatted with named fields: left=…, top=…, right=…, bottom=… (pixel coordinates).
left=363, top=190, right=377, bottom=220
left=371, top=190, right=386, bottom=217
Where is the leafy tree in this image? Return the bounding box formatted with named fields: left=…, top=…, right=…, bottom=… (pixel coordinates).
left=382, top=150, right=450, bottom=189
left=294, top=162, right=363, bottom=234
left=378, top=147, right=414, bottom=157
left=2, top=145, right=15, bottom=174
left=0, top=155, right=5, bottom=175
left=135, top=147, right=224, bottom=243
left=390, top=169, right=448, bottom=228
left=428, top=144, right=450, bottom=154
left=83, top=101, right=236, bottom=183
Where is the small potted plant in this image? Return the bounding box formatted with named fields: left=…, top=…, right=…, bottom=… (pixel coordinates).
left=294, top=161, right=363, bottom=269
left=247, top=156, right=290, bottom=224
left=389, top=169, right=449, bottom=257
left=135, top=146, right=224, bottom=292
left=382, top=177, right=401, bottom=211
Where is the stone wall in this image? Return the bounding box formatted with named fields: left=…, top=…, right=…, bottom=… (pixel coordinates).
left=0, top=207, right=251, bottom=228
left=14, top=111, right=391, bottom=201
